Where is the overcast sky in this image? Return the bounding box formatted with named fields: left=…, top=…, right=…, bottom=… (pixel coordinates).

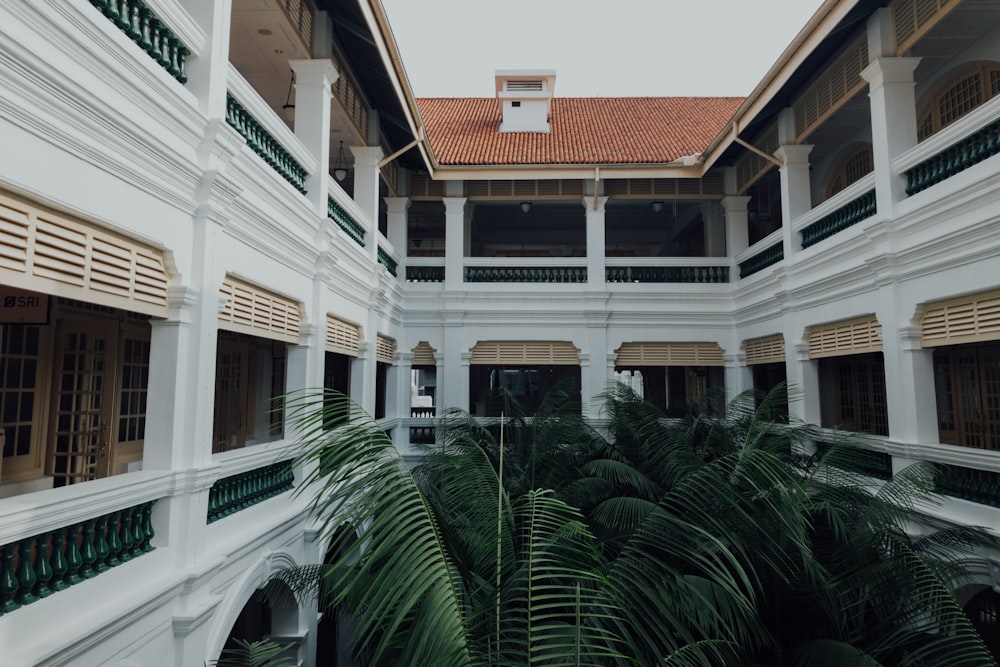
left=380, top=0, right=827, bottom=98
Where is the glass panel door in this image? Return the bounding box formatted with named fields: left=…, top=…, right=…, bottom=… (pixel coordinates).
left=49, top=319, right=118, bottom=486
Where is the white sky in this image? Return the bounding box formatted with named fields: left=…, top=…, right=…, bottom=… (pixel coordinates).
left=380, top=0, right=828, bottom=98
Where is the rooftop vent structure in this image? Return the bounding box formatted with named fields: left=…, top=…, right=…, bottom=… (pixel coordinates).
left=496, top=69, right=556, bottom=133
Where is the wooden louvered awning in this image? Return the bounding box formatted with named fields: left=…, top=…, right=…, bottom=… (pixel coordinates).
left=807, top=315, right=882, bottom=359
left=376, top=334, right=397, bottom=364
left=614, top=342, right=725, bottom=367
left=326, top=315, right=361, bottom=356
left=411, top=341, right=437, bottom=366
left=470, top=341, right=581, bottom=365
left=0, top=191, right=169, bottom=317
left=218, top=277, right=301, bottom=344
left=743, top=334, right=786, bottom=365
left=920, top=290, right=1000, bottom=347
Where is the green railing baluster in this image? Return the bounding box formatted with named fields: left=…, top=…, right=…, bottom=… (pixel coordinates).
left=87, top=0, right=188, bottom=84
left=33, top=533, right=54, bottom=599
left=94, top=516, right=111, bottom=573
left=65, top=524, right=84, bottom=585
left=1, top=543, right=20, bottom=615
left=225, top=93, right=308, bottom=194
left=50, top=528, right=69, bottom=592
left=905, top=118, right=1000, bottom=196
left=14, top=539, right=38, bottom=606
left=79, top=520, right=98, bottom=579
left=800, top=190, right=876, bottom=248
left=207, top=460, right=296, bottom=523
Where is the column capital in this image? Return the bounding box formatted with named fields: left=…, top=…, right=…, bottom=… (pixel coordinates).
left=721, top=195, right=751, bottom=213
left=861, top=57, right=921, bottom=89
left=775, top=144, right=813, bottom=165
left=442, top=196, right=468, bottom=212
left=384, top=196, right=410, bottom=214
left=289, top=59, right=339, bottom=89
left=350, top=146, right=385, bottom=167
left=583, top=195, right=609, bottom=213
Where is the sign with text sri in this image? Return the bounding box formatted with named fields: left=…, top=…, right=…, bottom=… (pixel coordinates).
left=0, top=286, right=50, bottom=324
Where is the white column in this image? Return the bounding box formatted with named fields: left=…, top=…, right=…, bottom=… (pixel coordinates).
left=443, top=197, right=467, bottom=291
left=350, top=146, right=385, bottom=260
left=582, top=323, right=609, bottom=419
left=385, top=196, right=410, bottom=259
left=393, top=352, right=413, bottom=456
left=722, top=195, right=750, bottom=273
left=861, top=57, right=921, bottom=217
left=350, top=342, right=374, bottom=416
left=290, top=60, right=338, bottom=216
left=584, top=196, right=608, bottom=290
left=786, top=341, right=821, bottom=426
left=441, top=320, right=466, bottom=411
left=724, top=353, right=753, bottom=403
left=775, top=144, right=813, bottom=262
left=178, top=0, right=233, bottom=117
left=701, top=201, right=726, bottom=257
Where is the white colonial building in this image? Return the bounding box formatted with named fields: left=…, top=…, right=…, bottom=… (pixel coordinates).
left=1, top=0, right=999, bottom=663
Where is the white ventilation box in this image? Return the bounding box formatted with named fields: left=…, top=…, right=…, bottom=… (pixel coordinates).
left=495, top=69, right=556, bottom=133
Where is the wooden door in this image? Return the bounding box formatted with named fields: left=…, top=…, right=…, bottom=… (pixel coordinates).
left=49, top=319, right=119, bottom=486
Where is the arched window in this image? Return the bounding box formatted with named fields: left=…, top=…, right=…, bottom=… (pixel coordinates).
left=917, top=61, right=1000, bottom=141
left=826, top=143, right=874, bottom=198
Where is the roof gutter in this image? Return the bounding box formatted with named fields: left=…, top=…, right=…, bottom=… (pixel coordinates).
left=700, top=0, right=860, bottom=172
left=366, top=0, right=436, bottom=175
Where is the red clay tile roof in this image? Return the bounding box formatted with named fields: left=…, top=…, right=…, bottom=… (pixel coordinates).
left=417, top=97, right=744, bottom=166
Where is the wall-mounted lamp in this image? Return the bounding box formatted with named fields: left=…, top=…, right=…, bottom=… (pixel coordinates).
left=651, top=201, right=664, bottom=213
left=333, top=141, right=348, bottom=182
left=281, top=71, right=295, bottom=110
left=520, top=201, right=532, bottom=214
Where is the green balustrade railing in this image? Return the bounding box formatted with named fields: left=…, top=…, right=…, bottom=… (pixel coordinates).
left=800, top=190, right=876, bottom=249
left=606, top=265, right=729, bottom=284
left=934, top=464, right=1000, bottom=508
left=0, top=500, right=156, bottom=618
left=207, top=460, right=295, bottom=523
left=327, top=197, right=366, bottom=247
left=225, top=94, right=308, bottom=194
left=464, top=266, right=588, bottom=283
left=738, top=242, right=784, bottom=278
left=815, top=442, right=893, bottom=480
left=88, top=0, right=189, bottom=83
left=377, top=247, right=399, bottom=277
left=405, top=266, right=445, bottom=282
left=904, top=118, right=1000, bottom=196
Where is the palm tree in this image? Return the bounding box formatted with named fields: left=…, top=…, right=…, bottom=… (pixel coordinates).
left=272, top=385, right=995, bottom=666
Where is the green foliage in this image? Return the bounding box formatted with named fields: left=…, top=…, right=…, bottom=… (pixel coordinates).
left=208, top=639, right=296, bottom=667
left=275, top=384, right=996, bottom=667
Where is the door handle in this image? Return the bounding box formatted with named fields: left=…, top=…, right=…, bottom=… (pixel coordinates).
left=99, top=420, right=110, bottom=457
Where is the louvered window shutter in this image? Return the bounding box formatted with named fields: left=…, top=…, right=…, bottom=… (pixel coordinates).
left=920, top=290, right=1000, bottom=347
left=743, top=335, right=786, bottom=365
left=326, top=315, right=361, bottom=356
left=807, top=315, right=882, bottom=359
left=614, top=342, right=725, bottom=367
left=218, top=277, right=301, bottom=343
left=470, top=341, right=581, bottom=365
left=0, top=192, right=169, bottom=317
left=376, top=335, right=397, bottom=364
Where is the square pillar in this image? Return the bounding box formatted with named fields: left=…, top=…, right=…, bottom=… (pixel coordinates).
left=775, top=144, right=813, bottom=261
left=443, top=197, right=467, bottom=291
left=861, top=56, right=921, bottom=216
left=701, top=201, right=726, bottom=257
left=290, top=59, right=339, bottom=216
left=724, top=353, right=753, bottom=404
left=385, top=197, right=410, bottom=260
left=177, top=0, right=233, bottom=117
left=584, top=196, right=607, bottom=290
left=350, top=146, right=385, bottom=260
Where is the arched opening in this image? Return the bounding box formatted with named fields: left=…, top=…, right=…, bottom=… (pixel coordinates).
left=964, top=587, right=1000, bottom=658
left=221, top=579, right=301, bottom=664
left=316, top=526, right=363, bottom=667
